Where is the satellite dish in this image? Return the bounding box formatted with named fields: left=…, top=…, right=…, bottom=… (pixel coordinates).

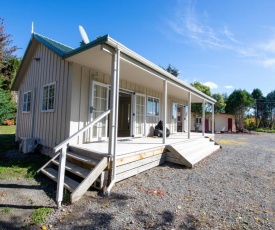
left=79, top=25, right=90, bottom=44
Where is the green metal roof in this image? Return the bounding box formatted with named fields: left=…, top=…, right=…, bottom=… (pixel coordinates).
left=33, top=33, right=74, bottom=56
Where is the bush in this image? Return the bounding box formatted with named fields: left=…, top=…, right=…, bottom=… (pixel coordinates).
left=244, top=117, right=256, bottom=130
left=0, top=89, right=16, bottom=125
left=3, top=119, right=15, bottom=125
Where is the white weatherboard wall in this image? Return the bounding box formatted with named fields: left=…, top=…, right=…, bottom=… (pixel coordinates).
left=68, top=63, right=187, bottom=140
left=191, top=113, right=236, bottom=132
left=17, top=43, right=72, bottom=148
left=214, top=114, right=236, bottom=132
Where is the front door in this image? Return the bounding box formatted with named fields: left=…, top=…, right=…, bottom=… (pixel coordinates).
left=228, top=118, right=232, bottom=132
left=89, top=81, right=109, bottom=142
left=132, top=93, right=146, bottom=137
left=205, top=118, right=209, bottom=133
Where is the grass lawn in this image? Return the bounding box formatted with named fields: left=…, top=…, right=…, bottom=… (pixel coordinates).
left=0, top=125, right=49, bottom=180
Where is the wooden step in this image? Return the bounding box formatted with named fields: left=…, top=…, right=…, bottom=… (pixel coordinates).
left=52, top=159, right=90, bottom=178
left=66, top=151, right=100, bottom=167
left=69, top=145, right=109, bottom=159
left=41, top=168, right=79, bottom=192
left=71, top=157, right=108, bottom=203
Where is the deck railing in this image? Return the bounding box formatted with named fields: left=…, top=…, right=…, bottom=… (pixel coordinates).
left=54, top=109, right=111, bottom=153
left=54, top=109, right=111, bottom=207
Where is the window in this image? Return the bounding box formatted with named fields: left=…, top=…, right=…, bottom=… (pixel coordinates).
left=147, top=96, right=159, bottom=116
left=42, top=82, right=55, bottom=111
left=196, top=117, right=202, bottom=124
left=23, top=91, right=31, bottom=112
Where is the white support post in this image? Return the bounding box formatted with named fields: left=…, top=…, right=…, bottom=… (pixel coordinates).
left=188, top=92, right=191, bottom=139
left=106, top=48, right=120, bottom=195
left=212, top=104, right=215, bottom=134
left=56, top=146, right=67, bottom=208
left=162, top=80, right=167, bottom=144
left=202, top=100, right=205, bottom=136
left=108, top=53, right=116, bottom=157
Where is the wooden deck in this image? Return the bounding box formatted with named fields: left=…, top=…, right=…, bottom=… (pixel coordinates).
left=73, top=132, right=215, bottom=159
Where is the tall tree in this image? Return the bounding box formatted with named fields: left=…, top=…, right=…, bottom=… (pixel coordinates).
left=0, top=18, right=18, bottom=70
left=0, top=18, right=19, bottom=124
left=163, top=64, right=180, bottom=77
left=212, top=93, right=226, bottom=113
left=225, top=89, right=254, bottom=131
left=251, top=88, right=265, bottom=128
left=251, top=88, right=264, bottom=100
left=266, top=90, right=275, bottom=129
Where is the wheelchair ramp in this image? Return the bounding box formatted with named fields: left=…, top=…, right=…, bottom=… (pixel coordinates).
left=165, top=136, right=220, bottom=168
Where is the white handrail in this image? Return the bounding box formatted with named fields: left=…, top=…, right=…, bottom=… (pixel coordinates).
left=54, top=109, right=111, bottom=153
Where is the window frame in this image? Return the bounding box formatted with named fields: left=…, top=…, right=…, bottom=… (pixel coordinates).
left=23, top=91, right=31, bottom=113
left=41, top=82, right=56, bottom=112
left=147, top=96, right=160, bottom=117
left=196, top=117, right=202, bottom=124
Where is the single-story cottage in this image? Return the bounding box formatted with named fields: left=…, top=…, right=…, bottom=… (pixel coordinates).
left=191, top=113, right=236, bottom=133
left=12, top=30, right=219, bottom=206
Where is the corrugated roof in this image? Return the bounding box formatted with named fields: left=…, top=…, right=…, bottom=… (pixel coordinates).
left=33, top=33, right=74, bottom=56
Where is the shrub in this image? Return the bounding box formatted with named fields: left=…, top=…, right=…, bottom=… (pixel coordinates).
left=244, top=117, right=256, bottom=130
left=3, top=119, right=15, bottom=125
left=0, top=89, right=16, bottom=125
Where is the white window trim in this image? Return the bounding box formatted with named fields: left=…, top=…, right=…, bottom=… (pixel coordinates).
left=23, top=90, right=31, bottom=113
left=41, top=81, right=56, bottom=112
left=147, top=95, right=160, bottom=117
left=196, top=117, right=202, bottom=124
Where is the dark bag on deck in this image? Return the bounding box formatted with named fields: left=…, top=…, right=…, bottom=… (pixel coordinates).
left=154, top=120, right=170, bottom=137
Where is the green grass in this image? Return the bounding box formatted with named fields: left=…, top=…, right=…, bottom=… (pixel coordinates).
left=0, top=125, right=50, bottom=180
left=256, top=128, right=275, bottom=133
left=30, top=207, right=53, bottom=225
left=0, top=207, right=12, bottom=214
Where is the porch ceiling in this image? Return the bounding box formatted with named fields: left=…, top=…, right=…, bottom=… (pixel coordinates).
left=66, top=44, right=206, bottom=103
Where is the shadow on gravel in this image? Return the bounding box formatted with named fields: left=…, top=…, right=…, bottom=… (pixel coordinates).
left=0, top=203, right=53, bottom=210
left=134, top=210, right=175, bottom=229
left=159, top=162, right=189, bottom=170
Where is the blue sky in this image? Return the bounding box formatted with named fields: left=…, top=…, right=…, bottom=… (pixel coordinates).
left=1, top=0, right=275, bottom=96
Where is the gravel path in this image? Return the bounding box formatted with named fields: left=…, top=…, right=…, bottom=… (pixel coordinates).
left=1, top=133, right=275, bottom=229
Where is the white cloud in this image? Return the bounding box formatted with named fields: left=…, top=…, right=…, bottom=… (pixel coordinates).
left=260, top=39, right=275, bottom=53
left=225, top=85, right=233, bottom=89
left=203, top=81, right=218, bottom=89
left=261, top=58, right=275, bottom=68
left=222, top=26, right=239, bottom=43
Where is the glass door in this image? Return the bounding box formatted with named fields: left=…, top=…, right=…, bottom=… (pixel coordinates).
left=89, top=81, right=109, bottom=142
left=133, top=93, right=146, bottom=137
left=171, top=103, right=178, bottom=133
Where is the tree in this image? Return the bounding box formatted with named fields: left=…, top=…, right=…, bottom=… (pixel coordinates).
left=191, top=81, right=211, bottom=131
left=212, top=93, right=226, bottom=113
left=0, top=57, right=20, bottom=90
left=251, top=88, right=264, bottom=100
left=163, top=64, right=180, bottom=77
left=0, top=88, right=16, bottom=124
left=0, top=18, right=19, bottom=124
left=225, top=89, right=254, bottom=131
left=251, top=88, right=265, bottom=128
left=0, top=18, right=18, bottom=70
left=266, top=90, right=275, bottom=129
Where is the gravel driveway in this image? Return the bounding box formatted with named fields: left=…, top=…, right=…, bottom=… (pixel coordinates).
left=1, top=133, right=275, bottom=229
